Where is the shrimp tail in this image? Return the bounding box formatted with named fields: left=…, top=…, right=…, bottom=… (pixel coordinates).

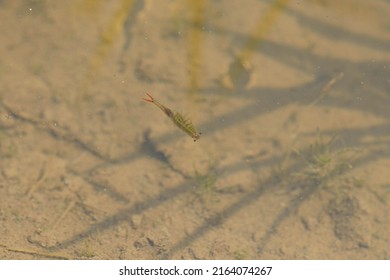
left=143, top=93, right=173, bottom=117
left=142, top=93, right=154, bottom=103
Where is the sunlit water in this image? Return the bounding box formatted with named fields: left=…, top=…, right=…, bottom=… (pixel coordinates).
left=0, top=0, right=389, bottom=259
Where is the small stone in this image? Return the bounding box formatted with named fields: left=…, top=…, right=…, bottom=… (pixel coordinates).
left=130, top=214, right=142, bottom=229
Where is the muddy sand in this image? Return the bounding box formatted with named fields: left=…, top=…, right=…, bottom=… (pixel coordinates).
left=0, top=0, right=389, bottom=259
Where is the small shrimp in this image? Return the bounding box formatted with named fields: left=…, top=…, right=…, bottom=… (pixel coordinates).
left=143, top=93, right=201, bottom=141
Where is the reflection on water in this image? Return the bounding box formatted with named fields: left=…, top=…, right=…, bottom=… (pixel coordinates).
left=0, top=0, right=389, bottom=259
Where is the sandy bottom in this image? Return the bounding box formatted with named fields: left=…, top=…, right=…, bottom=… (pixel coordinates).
left=0, top=0, right=389, bottom=259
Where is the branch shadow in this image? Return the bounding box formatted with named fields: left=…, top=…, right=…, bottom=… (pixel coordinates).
left=2, top=0, right=389, bottom=259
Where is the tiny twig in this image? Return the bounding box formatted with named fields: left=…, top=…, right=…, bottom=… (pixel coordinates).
left=26, top=162, right=47, bottom=198
left=0, top=243, right=69, bottom=259
left=309, top=72, right=344, bottom=107
left=50, top=199, right=77, bottom=231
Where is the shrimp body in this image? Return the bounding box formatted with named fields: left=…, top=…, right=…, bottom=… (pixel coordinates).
left=143, top=93, right=201, bottom=141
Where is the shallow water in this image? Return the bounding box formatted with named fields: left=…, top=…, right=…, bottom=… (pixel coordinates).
left=0, top=0, right=389, bottom=259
